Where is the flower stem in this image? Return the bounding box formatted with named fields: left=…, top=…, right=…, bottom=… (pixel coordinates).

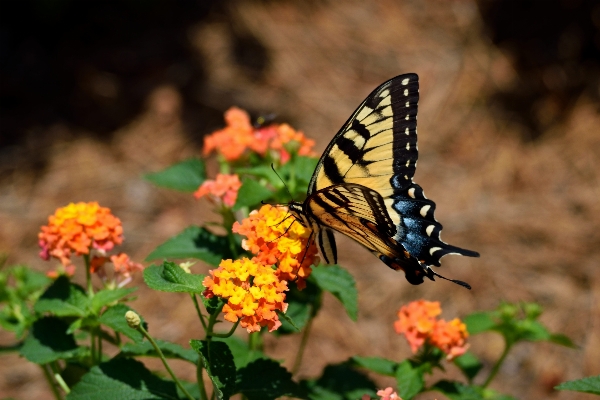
left=208, top=320, right=239, bottom=338
left=483, top=341, right=512, bottom=388
left=41, top=364, right=62, bottom=400
left=196, top=356, right=209, bottom=400
left=136, top=324, right=196, bottom=400
left=83, top=254, right=94, bottom=297
left=191, top=294, right=208, bottom=332
left=292, top=312, right=313, bottom=376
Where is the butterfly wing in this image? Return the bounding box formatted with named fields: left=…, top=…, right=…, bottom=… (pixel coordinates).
left=305, top=73, right=478, bottom=284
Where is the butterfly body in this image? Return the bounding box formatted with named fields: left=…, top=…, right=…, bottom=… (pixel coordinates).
left=289, top=73, right=478, bottom=287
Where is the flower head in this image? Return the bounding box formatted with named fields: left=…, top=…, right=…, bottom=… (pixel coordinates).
left=39, top=202, right=124, bottom=269
left=203, top=258, right=288, bottom=332
left=203, top=107, right=315, bottom=163
left=376, top=387, right=402, bottom=400
left=232, top=204, right=318, bottom=289
left=194, top=174, right=242, bottom=207
left=394, top=300, right=469, bottom=360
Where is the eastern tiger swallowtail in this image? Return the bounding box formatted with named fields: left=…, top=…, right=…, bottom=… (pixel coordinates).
left=288, top=73, right=479, bottom=288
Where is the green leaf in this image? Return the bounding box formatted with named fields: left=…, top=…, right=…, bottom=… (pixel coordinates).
left=310, top=265, right=357, bottom=321
left=352, top=356, right=397, bottom=377
left=202, top=295, right=223, bottom=315
left=430, top=380, right=485, bottom=400
left=301, top=362, right=377, bottom=400
left=518, top=320, right=551, bottom=341
left=212, top=336, right=268, bottom=369
left=395, top=360, right=424, bottom=400
left=555, top=375, right=600, bottom=395
left=67, top=357, right=181, bottom=399
left=20, top=317, right=84, bottom=364
left=232, top=178, right=274, bottom=211
left=190, top=340, right=236, bottom=400
left=143, top=262, right=205, bottom=294
left=291, top=156, right=319, bottom=185
left=34, top=276, right=88, bottom=317
left=145, top=226, right=232, bottom=265
left=277, top=283, right=321, bottom=334
left=453, top=352, right=483, bottom=382
left=90, top=287, right=136, bottom=313
left=98, top=304, right=145, bottom=343
left=144, top=158, right=206, bottom=192
left=121, top=339, right=198, bottom=364
left=464, top=312, right=496, bottom=334
left=237, top=358, right=305, bottom=400
left=549, top=333, right=576, bottom=348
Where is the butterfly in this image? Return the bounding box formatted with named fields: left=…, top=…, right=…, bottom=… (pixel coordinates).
left=288, top=73, right=479, bottom=288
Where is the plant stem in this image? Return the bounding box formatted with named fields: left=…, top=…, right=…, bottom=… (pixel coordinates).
left=137, top=324, right=196, bottom=400
left=483, top=342, right=512, bottom=388
left=196, top=355, right=209, bottom=400
left=83, top=254, right=94, bottom=297
left=209, top=320, right=239, bottom=338
left=191, top=294, right=208, bottom=331
left=41, top=364, right=62, bottom=400
left=292, top=313, right=313, bottom=376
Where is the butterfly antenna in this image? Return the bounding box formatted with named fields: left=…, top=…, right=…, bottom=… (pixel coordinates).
left=266, top=217, right=298, bottom=243
left=271, top=163, right=294, bottom=201
left=427, top=267, right=471, bottom=290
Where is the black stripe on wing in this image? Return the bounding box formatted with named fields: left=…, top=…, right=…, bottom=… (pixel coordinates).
left=392, top=182, right=479, bottom=267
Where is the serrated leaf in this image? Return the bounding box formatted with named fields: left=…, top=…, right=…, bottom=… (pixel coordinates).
left=352, top=356, right=397, bottom=377
left=395, top=360, right=424, bottom=400
left=232, top=178, right=273, bottom=211
left=301, top=362, right=376, bottom=400
left=453, top=352, right=483, bottom=382
left=90, top=287, right=136, bottom=313
left=34, top=276, right=89, bottom=317
left=190, top=340, right=236, bottom=400
left=20, top=317, right=84, bottom=364
left=67, top=357, right=180, bottom=399
left=98, top=304, right=144, bottom=343
left=144, top=262, right=205, bottom=294
left=237, top=358, right=305, bottom=400
left=464, top=312, right=496, bottom=334
left=212, top=336, right=269, bottom=369
left=310, top=265, right=357, bottom=321
left=145, top=226, right=232, bottom=265
left=555, top=375, right=600, bottom=395
left=121, top=339, right=198, bottom=364
left=144, top=158, right=206, bottom=192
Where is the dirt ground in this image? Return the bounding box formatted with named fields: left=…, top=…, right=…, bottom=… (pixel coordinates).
left=1, top=1, right=599, bottom=399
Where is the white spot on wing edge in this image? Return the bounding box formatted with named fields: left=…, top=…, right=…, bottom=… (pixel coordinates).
left=405, top=115, right=409, bottom=120
left=429, top=246, right=442, bottom=255
left=405, top=127, right=409, bottom=135
left=404, top=89, right=408, bottom=96
left=420, top=205, right=431, bottom=217
left=405, top=143, right=410, bottom=150
left=408, top=188, right=416, bottom=198
left=402, top=78, right=409, bottom=85
left=405, top=101, right=409, bottom=107
left=426, top=225, right=435, bottom=236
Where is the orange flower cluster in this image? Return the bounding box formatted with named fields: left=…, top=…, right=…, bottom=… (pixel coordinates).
left=202, top=258, right=288, bottom=333
left=90, top=253, right=144, bottom=287
left=203, top=107, right=315, bottom=162
left=39, top=202, right=124, bottom=268
left=394, top=300, right=469, bottom=360
left=361, top=387, right=402, bottom=400
left=194, top=173, right=242, bottom=208
left=232, top=204, right=318, bottom=289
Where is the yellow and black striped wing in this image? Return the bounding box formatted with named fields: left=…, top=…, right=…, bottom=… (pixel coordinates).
left=308, top=73, right=419, bottom=197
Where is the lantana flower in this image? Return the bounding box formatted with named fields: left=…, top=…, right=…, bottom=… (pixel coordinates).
left=194, top=173, right=242, bottom=208
left=203, top=107, right=315, bottom=163
left=90, top=253, right=144, bottom=288
left=202, top=257, right=288, bottom=333
left=394, top=300, right=469, bottom=360
left=361, top=387, right=402, bottom=400
left=232, top=204, right=318, bottom=289
left=39, top=202, right=124, bottom=269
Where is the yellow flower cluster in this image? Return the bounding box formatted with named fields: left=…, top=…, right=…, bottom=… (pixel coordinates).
left=232, top=204, right=318, bottom=289
left=202, top=258, right=288, bottom=332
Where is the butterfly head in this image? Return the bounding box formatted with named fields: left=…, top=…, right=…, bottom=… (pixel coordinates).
left=288, top=201, right=309, bottom=227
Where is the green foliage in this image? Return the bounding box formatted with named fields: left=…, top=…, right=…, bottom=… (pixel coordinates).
left=212, top=335, right=268, bottom=369
left=20, top=317, right=85, bottom=364
left=67, top=357, right=182, bottom=399
left=555, top=375, right=600, bottom=395
left=278, top=283, right=321, bottom=333
left=236, top=358, right=305, bottom=400
left=453, top=352, right=483, bottom=382
left=144, top=158, right=206, bottom=192
left=395, top=360, right=425, bottom=400
left=310, top=264, right=358, bottom=321
left=90, top=287, right=136, bottom=313
left=34, top=276, right=88, bottom=317
left=121, top=339, right=198, bottom=364
left=191, top=340, right=236, bottom=400
left=98, top=304, right=145, bottom=343
left=145, top=226, right=234, bottom=265
left=352, top=356, right=397, bottom=377
left=301, top=362, right=377, bottom=400
left=143, top=262, right=205, bottom=294
left=232, top=178, right=273, bottom=211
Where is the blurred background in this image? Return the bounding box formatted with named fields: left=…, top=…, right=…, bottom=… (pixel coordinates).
left=1, top=0, right=599, bottom=398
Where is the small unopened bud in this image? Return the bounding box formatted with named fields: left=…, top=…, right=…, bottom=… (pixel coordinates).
left=179, top=261, right=196, bottom=273
left=125, top=310, right=141, bottom=329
